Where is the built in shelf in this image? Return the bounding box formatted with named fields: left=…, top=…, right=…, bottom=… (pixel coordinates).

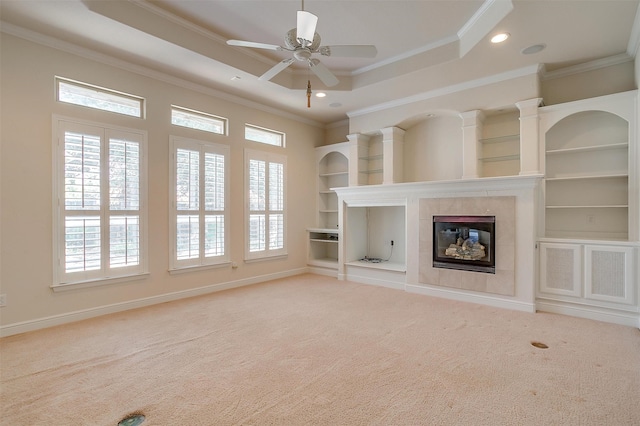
left=480, top=154, right=520, bottom=162
left=480, top=134, right=519, bottom=144
left=310, top=238, right=339, bottom=243
left=546, top=173, right=628, bottom=181
left=546, top=205, right=628, bottom=209
left=546, top=142, right=628, bottom=155
left=345, top=260, right=406, bottom=273
left=359, top=154, right=383, bottom=161
left=319, top=171, right=349, bottom=177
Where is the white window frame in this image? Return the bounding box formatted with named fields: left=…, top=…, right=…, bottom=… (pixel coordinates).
left=244, top=149, right=287, bottom=261
left=171, top=105, right=228, bottom=135
left=52, top=115, right=148, bottom=290
left=245, top=124, right=286, bottom=147
left=169, top=136, right=230, bottom=271
left=56, top=77, right=145, bottom=118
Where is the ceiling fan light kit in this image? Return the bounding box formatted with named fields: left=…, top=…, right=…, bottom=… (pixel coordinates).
left=226, top=0, right=377, bottom=98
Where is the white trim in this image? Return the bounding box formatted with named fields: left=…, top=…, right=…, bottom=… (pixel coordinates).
left=1, top=268, right=309, bottom=338
left=406, top=283, right=536, bottom=313
left=536, top=299, right=640, bottom=328
left=168, top=261, right=232, bottom=275
left=540, top=53, right=634, bottom=81
left=348, top=64, right=541, bottom=118
left=627, top=1, right=640, bottom=57
left=51, top=273, right=149, bottom=292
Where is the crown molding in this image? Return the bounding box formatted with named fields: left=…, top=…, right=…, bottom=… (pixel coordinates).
left=627, top=1, right=640, bottom=57
left=1, top=21, right=323, bottom=128
left=540, top=53, right=633, bottom=81
left=348, top=63, right=541, bottom=118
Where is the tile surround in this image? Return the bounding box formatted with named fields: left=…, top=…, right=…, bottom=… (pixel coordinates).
left=419, top=196, right=516, bottom=296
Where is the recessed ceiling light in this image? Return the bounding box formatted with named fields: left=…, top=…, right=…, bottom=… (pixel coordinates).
left=315, top=92, right=326, bottom=98
left=521, top=44, right=546, bottom=55
left=490, top=32, right=509, bottom=43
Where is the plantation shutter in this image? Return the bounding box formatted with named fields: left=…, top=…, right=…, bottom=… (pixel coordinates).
left=245, top=149, right=286, bottom=260
left=56, top=118, right=146, bottom=286
left=171, top=136, right=229, bottom=270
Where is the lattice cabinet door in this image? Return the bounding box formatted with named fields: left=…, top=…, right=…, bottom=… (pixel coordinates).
left=539, top=242, right=582, bottom=297
left=585, top=245, right=635, bottom=305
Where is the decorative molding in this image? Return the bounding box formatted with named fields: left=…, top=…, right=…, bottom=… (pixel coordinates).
left=536, top=299, right=639, bottom=328
left=0, top=268, right=309, bottom=338
left=540, top=53, right=634, bottom=81
left=0, top=21, right=324, bottom=128
left=406, top=283, right=536, bottom=313
left=627, top=1, right=640, bottom=57
left=335, top=174, right=543, bottom=199
left=348, top=64, right=541, bottom=118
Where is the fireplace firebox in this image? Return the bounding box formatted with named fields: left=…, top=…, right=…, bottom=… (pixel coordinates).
left=433, top=216, right=495, bottom=274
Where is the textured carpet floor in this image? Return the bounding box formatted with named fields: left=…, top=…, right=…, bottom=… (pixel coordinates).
left=1, top=274, right=639, bottom=425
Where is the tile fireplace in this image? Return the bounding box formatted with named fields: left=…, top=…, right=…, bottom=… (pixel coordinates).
left=433, top=215, right=496, bottom=274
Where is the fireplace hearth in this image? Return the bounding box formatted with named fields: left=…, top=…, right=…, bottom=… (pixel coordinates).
left=433, top=216, right=496, bottom=274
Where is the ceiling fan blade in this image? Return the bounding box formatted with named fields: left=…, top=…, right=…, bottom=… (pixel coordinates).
left=319, top=45, right=377, bottom=58
left=297, top=10, right=318, bottom=44
left=227, top=40, right=283, bottom=51
left=259, top=58, right=295, bottom=81
left=309, top=59, right=339, bottom=87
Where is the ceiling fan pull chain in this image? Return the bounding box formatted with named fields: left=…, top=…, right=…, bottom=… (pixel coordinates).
left=307, top=80, right=312, bottom=108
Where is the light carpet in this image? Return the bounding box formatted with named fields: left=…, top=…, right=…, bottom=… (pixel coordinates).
left=1, top=274, right=639, bottom=425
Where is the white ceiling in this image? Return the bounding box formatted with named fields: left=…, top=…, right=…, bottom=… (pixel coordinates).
left=1, top=0, right=639, bottom=125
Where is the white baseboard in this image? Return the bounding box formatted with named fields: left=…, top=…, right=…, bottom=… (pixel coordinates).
left=307, top=266, right=338, bottom=278
left=0, top=268, right=309, bottom=337
left=536, top=299, right=640, bottom=328
left=405, top=283, right=536, bottom=313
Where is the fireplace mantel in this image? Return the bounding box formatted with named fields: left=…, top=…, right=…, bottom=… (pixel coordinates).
left=334, top=175, right=543, bottom=313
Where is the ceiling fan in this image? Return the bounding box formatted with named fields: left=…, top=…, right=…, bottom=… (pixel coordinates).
left=226, top=1, right=377, bottom=87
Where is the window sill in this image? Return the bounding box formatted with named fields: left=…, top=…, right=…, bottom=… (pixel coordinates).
left=169, top=261, right=231, bottom=275
left=51, top=272, right=150, bottom=292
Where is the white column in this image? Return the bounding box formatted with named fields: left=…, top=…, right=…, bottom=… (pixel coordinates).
left=380, top=127, right=405, bottom=184
left=459, top=110, right=484, bottom=179
left=346, top=133, right=370, bottom=186
left=516, top=98, right=543, bottom=176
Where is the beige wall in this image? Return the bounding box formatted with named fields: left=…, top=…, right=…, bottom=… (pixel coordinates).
left=541, top=60, right=635, bottom=106
left=0, top=34, right=323, bottom=332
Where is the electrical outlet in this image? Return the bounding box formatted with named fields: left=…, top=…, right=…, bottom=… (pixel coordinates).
left=391, top=240, right=394, bottom=246
left=0, top=294, right=6, bottom=307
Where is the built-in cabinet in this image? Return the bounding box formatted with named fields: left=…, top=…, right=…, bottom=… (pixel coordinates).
left=537, top=90, right=638, bottom=326
left=539, top=241, right=637, bottom=324
left=310, top=91, right=637, bottom=326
